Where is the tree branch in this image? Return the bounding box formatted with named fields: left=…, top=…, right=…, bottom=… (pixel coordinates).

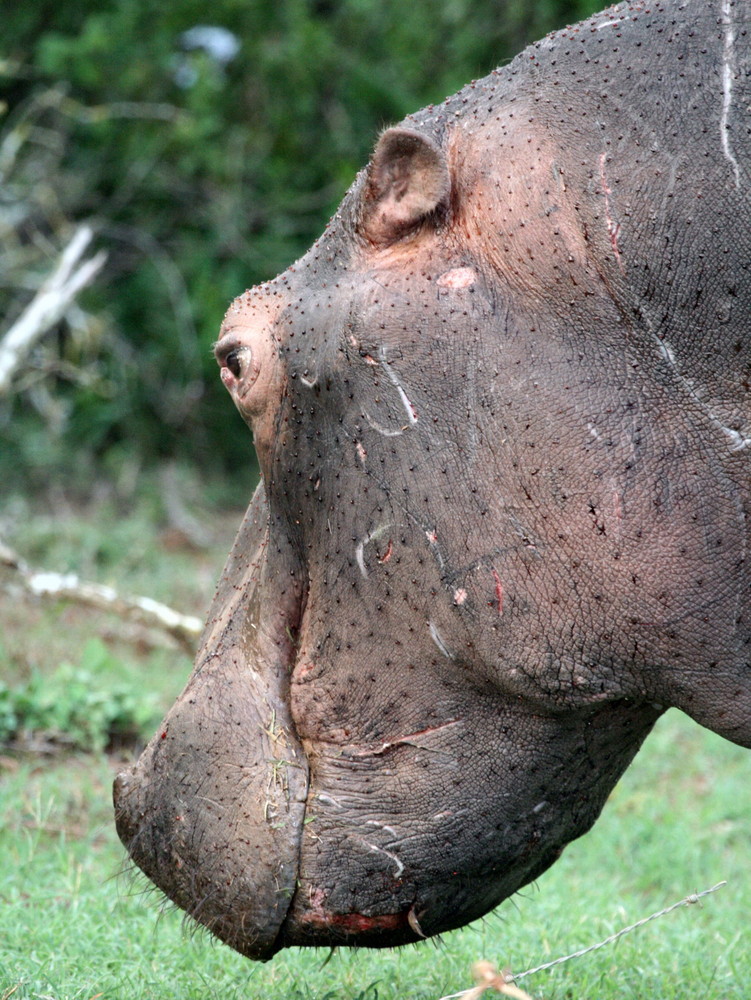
left=0, top=225, right=107, bottom=396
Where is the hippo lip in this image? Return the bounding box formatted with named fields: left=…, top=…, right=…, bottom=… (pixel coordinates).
left=112, top=648, right=309, bottom=959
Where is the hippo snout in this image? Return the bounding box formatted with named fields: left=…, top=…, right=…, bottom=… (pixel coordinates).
left=112, top=495, right=311, bottom=960
left=111, top=683, right=308, bottom=959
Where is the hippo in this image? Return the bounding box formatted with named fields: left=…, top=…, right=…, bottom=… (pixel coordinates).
left=114, top=0, right=750, bottom=962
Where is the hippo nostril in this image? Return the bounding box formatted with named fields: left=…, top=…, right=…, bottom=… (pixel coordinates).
left=113, top=769, right=140, bottom=847
left=113, top=770, right=130, bottom=802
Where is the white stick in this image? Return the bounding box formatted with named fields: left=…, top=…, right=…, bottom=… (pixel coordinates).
left=0, top=225, right=107, bottom=396
left=1, top=541, right=202, bottom=652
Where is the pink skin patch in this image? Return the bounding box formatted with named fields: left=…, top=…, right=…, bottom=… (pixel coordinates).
left=491, top=569, right=504, bottom=615
left=302, top=884, right=409, bottom=933
left=377, top=539, right=393, bottom=564
left=301, top=909, right=408, bottom=932
left=436, top=266, right=476, bottom=289
left=453, top=588, right=468, bottom=606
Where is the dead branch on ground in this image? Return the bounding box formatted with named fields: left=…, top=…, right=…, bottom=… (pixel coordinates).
left=0, top=541, right=201, bottom=653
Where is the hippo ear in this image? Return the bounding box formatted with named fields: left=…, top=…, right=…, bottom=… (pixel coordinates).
left=361, top=127, right=450, bottom=244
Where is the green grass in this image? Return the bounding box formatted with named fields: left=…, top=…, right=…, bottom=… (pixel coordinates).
left=1, top=493, right=749, bottom=999
left=0, top=714, right=747, bottom=1000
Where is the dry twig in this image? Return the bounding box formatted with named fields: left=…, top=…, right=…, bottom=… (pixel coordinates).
left=461, top=962, right=534, bottom=1000
left=0, top=225, right=106, bottom=396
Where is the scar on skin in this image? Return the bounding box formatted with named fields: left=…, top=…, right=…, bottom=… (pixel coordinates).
left=650, top=331, right=751, bottom=451
left=355, top=524, right=393, bottom=577
left=377, top=539, right=393, bottom=563
left=364, top=841, right=404, bottom=879
left=366, top=819, right=398, bottom=836
left=453, top=587, right=468, bottom=605
left=356, top=440, right=367, bottom=464
left=721, top=0, right=742, bottom=189
left=436, top=266, right=476, bottom=289
left=354, top=720, right=461, bottom=758
left=364, top=412, right=406, bottom=437
left=429, top=621, right=454, bottom=660
left=491, top=569, right=504, bottom=615
left=379, top=346, right=418, bottom=424
left=599, top=153, right=624, bottom=273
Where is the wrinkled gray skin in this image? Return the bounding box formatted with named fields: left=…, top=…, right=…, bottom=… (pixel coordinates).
left=114, top=0, right=751, bottom=961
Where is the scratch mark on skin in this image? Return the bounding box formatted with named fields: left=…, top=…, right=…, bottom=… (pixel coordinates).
left=349, top=720, right=461, bottom=758
left=356, top=440, right=367, bottom=465
left=363, top=842, right=405, bottom=879
left=300, top=373, right=318, bottom=388
left=599, top=153, right=625, bottom=273
left=366, top=820, right=398, bottom=836
left=491, top=569, right=504, bottom=615
left=724, top=428, right=751, bottom=452
left=424, top=528, right=446, bottom=571
left=379, top=346, right=418, bottom=425
left=355, top=523, right=393, bottom=577
left=354, top=539, right=368, bottom=578
left=721, top=0, right=742, bottom=189
left=429, top=621, right=455, bottom=660
left=657, top=339, right=677, bottom=367
left=363, top=412, right=406, bottom=437
left=316, top=793, right=343, bottom=809
left=377, top=539, right=393, bottom=564
left=646, top=329, right=751, bottom=452
left=612, top=490, right=623, bottom=525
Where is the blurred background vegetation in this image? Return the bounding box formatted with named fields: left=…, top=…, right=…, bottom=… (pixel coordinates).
left=1, top=0, right=603, bottom=497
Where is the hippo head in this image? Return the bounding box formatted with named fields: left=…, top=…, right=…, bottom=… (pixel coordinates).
left=114, top=3, right=751, bottom=960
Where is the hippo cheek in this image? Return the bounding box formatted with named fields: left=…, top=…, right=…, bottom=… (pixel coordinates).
left=113, top=490, right=309, bottom=960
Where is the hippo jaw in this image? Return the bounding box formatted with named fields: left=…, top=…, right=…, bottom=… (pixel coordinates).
left=277, top=695, right=659, bottom=949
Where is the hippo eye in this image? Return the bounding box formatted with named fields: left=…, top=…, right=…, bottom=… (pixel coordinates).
left=226, top=350, right=242, bottom=378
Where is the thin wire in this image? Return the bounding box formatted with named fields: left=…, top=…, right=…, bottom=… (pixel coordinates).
left=512, top=881, right=726, bottom=981
left=436, top=881, right=727, bottom=1000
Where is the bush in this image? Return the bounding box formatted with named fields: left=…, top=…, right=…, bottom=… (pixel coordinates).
left=0, top=638, right=161, bottom=752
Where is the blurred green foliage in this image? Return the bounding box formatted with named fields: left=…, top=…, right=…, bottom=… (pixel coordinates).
left=0, top=638, right=161, bottom=751
left=0, top=0, right=603, bottom=488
